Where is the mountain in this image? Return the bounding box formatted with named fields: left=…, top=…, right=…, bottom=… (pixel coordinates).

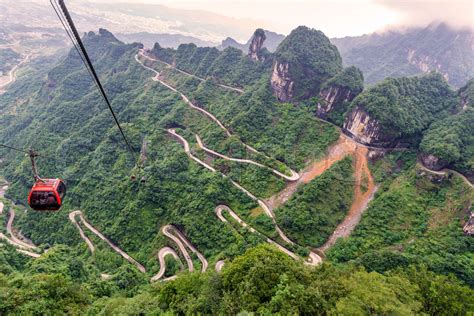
left=0, top=0, right=261, bottom=44
left=0, top=26, right=473, bottom=314
left=332, top=23, right=474, bottom=88
left=343, top=72, right=458, bottom=146
left=116, top=32, right=217, bottom=49
left=271, top=26, right=343, bottom=102
left=0, top=48, right=21, bottom=74
left=220, top=29, right=285, bottom=52
left=420, top=79, right=474, bottom=178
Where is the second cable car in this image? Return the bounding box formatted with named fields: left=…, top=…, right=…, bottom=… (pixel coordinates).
left=26, top=150, right=66, bottom=211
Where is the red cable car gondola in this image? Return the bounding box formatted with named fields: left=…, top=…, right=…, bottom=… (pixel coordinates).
left=26, top=150, right=66, bottom=211
left=28, top=178, right=66, bottom=211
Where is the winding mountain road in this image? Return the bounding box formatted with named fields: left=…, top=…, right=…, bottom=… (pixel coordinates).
left=195, top=134, right=300, bottom=181
left=7, top=209, right=38, bottom=250
left=0, top=233, right=40, bottom=258
left=135, top=50, right=406, bottom=269
left=69, top=210, right=146, bottom=273
left=216, top=205, right=321, bottom=264
left=136, top=53, right=269, bottom=157
left=0, top=54, right=30, bottom=91
left=138, top=50, right=244, bottom=94
left=151, top=246, right=181, bottom=282
left=418, top=163, right=473, bottom=188
left=168, top=128, right=297, bottom=246
left=163, top=225, right=208, bottom=272
left=0, top=183, right=41, bottom=258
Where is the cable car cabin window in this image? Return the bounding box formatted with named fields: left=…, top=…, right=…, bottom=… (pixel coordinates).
left=57, top=181, right=66, bottom=199
left=30, top=191, right=59, bottom=210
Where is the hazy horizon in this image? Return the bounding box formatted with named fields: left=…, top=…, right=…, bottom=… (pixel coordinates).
left=79, top=0, right=474, bottom=38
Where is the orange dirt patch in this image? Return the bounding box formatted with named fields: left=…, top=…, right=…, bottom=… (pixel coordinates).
left=265, top=132, right=379, bottom=253
left=265, top=134, right=358, bottom=210
left=318, top=144, right=377, bottom=252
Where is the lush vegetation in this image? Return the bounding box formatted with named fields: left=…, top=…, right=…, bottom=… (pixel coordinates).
left=275, top=26, right=343, bottom=100
left=0, top=48, right=21, bottom=73
left=1, top=25, right=473, bottom=315
left=0, top=26, right=341, bottom=281
left=151, top=41, right=273, bottom=88
left=324, top=65, right=364, bottom=94
left=328, top=168, right=474, bottom=286
left=350, top=72, right=458, bottom=140
left=275, top=157, right=354, bottom=247
left=459, top=78, right=474, bottom=106
left=420, top=108, right=473, bottom=174
left=1, top=245, right=473, bottom=315
left=333, top=23, right=474, bottom=87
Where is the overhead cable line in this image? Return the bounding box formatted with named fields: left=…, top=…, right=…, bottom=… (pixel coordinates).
left=0, top=143, right=30, bottom=155
left=50, top=0, right=138, bottom=163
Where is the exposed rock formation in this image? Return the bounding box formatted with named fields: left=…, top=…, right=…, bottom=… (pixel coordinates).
left=459, top=78, right=473, bottom=110
left=419, top=153, right=448, bottom=171
left=248, top=29, right=266, bottom=61
left=220, top=30, right=285, bottom=52
left=463, top=212, right=474, bottom=235
left=316, top=66, right=364, bottom=120
left=343, top=106, right=387, bottom=146
left=407, top=49, right=449, bottom=81
left=270, top=61, right=294, bottom=102
left=271, top=26, right=342, bottom=102
left=317, top=86, right=354, bottom=118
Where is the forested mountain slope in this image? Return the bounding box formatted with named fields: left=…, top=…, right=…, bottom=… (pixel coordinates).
left=332, top=23, right=474, bottom=88
left=0, top=26, right=472, bottom=314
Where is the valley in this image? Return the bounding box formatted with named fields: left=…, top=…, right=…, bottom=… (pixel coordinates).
left=0, top=24, right=472, bottom=314
left=0, top=54, right=30, bottom=92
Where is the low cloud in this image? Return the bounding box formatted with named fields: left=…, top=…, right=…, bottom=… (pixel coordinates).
left=376, top=0, right=474, bottom=30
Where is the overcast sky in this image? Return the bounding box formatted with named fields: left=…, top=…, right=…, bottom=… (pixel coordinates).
left=88, top=0, right=473, bottom=37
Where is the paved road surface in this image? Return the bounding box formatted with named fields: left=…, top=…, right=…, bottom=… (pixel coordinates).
left=216, top=205, right=321, bottom=264
left=139, top=50, right=244, bottom=93
left=7, top=209, right=38, bottom=250
left=69, top=210, right=146, bottom=273
left=151, top=246, right=180, bottom=282
left=196, top=134, right=299, bottom=181
left=0, top=54, right=30, bottom=90
left=163, top=224, right=208, bottom=272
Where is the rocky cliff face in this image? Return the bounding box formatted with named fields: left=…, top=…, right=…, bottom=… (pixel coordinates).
left=270, top=61, right=294, bottom=102
left=463, top=212, right=474, bottom=236
left=343, top=106, right=390, bottom=146
left=271, top=26, right=342, bottom=102
left=316, top=86, right=354, bottom=118
left=248, top=29, right=266, bottom=61
left=406, top=49, right=449, bottom=82
left=459, top=79, right=473, bottom=110
left=419, top=153, right=448, bottom=171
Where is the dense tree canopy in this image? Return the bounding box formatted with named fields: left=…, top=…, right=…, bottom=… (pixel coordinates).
left=0, top=26, right=472, bottom=315
left=274, top=25, right=343, bottom=100
left=350, top=72, right=458, bottom=139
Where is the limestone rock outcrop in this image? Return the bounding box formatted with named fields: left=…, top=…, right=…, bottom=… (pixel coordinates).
left=271, top=26, right=342, bottom=102
left=317, top=86, right=354, bottom=118
left=270, top=61, right=294, bottom=102
left=248, top=29, right=266, bottom=61
left=343, top=106, right=387, bottom=146
left=463, top=212, right=474, bottom=235
left=419, top=153, right=448, bottom=171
